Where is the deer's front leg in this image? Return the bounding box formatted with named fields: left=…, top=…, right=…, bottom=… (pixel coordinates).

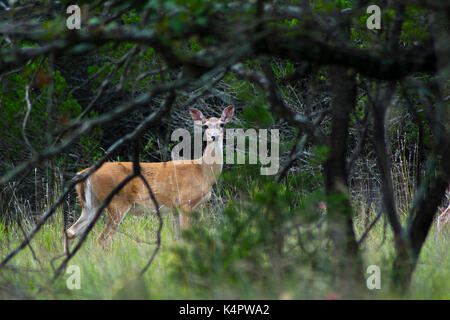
left=98, top=202, right=131, bottom=248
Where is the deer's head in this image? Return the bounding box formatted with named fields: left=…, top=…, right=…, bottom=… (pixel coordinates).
left=190, top=106, right=234, bottom=144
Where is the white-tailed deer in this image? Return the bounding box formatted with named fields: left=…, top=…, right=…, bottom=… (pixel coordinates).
left=67, top=106, right=234, bottom=246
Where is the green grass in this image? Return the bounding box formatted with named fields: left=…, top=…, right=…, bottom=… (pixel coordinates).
left=0, top=194, right=449, bottom=300
left=1, top=212, right=189, bottom=299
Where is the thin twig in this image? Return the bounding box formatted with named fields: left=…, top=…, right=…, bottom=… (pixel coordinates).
left=22, top=58, right=43, bottom=154
left=117, top=229, right=157, bottom=245
left=139, top=171, right=162, bottom=276
left=15, top=216, right=43, bottom=269
left=357, top=209, right=382, bottom=246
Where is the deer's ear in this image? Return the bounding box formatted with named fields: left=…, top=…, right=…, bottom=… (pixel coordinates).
left=221, top=105, right=234, bottom=123
left=190, top=108, right=206, bottom=123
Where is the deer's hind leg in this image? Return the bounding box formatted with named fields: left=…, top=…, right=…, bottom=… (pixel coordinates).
left=66, top=178, right=99, bottom=252
left=98, top=200, right=132, bottom=247
left=179, top=192, right=211, bottom=230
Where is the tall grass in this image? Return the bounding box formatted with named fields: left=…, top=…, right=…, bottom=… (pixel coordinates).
left=0, top=142, right=448, bottom=299
left=0, top=180, right=448, bottom=300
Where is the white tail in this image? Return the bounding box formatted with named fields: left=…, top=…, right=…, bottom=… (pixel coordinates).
left=67, top=106, right=234, bottom=246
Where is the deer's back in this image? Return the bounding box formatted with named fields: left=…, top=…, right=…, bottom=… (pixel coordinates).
left=77, top=161, right=211, bottom=210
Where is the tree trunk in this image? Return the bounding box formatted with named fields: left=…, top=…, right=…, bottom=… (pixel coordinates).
left=392, top=10, right=450, bottom=292
left=325, top=67, right=362, bottom=288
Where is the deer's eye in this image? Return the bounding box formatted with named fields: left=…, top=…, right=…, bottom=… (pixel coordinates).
left=220, top=123, right=225, bottom=128
left=202, top=124, right=208, bottom=129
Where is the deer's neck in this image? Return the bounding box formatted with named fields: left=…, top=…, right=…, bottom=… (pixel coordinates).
left=200, top=140, right=224, bottom=185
